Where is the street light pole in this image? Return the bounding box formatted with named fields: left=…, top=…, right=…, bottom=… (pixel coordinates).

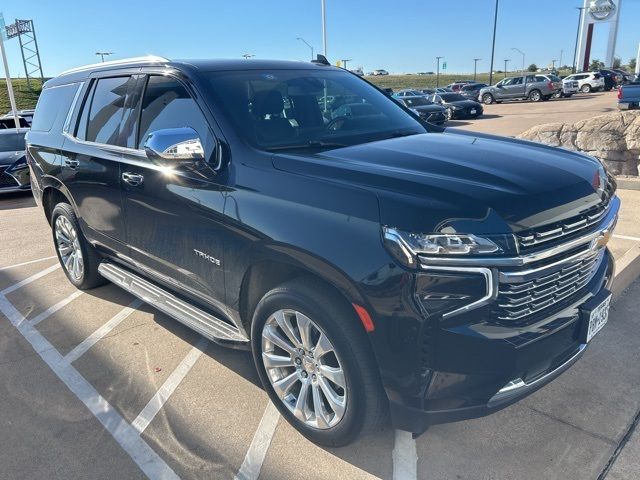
left=473, top=58, right=481, bottom=81
left=512, top=48, right=525, bottom=74
left=436, top=56, right=443, bottom=88
left=488, top=0, right=499, bottom=85
left=551, top=59, right=557, bottom=71
left=559, top=49, right=563, bottom=70
left=321, top=0, right=327, bottom=56
left=340, top=59, right=352, bottom=70
left=296, top=37, right=314, bottom=60
left=572, top=7, right=585, bottom=73
left=503, top=59, right=510, bottom=78
left=0, top=32, right=20, bottom=129
left=95, top=51, right=113, bottom=63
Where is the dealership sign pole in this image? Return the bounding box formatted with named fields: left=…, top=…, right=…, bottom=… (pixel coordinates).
left=0, top=14, right=20, bottom=129
left=576, top=0, right=622, bottom=71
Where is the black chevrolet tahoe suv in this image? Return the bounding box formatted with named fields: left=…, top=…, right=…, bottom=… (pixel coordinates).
left=27, top=56, right=619, bottom=446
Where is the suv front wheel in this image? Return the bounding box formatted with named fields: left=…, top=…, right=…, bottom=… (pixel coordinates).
left=251, top=277, right=386, bottom=446
left=482, top=93, right=494, bottom=104
left=581, top=84, right=592, bottom=93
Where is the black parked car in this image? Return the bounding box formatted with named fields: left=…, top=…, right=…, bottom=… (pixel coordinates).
left=27, top=56, right=619, bottom=446
left=598, top=69, right=620, bottom=91
left=0, top=129, right=30, bottom=193
left=459, top=82, right=488, bottom=99
left=430, top=92, right=483, bottom=119
left=394, top=95, right=447, bottom=125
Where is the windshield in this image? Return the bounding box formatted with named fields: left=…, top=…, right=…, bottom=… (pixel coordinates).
left=204, top=69, right=426, bottom=151
left=402, top=96, right=431, bottom=106
left=0, top=132, right=26, bottom=152
left=440, top=93, right=466, bottom=102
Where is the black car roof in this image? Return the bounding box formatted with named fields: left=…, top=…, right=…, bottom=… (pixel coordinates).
left=45, top=56, right=339, bottom=88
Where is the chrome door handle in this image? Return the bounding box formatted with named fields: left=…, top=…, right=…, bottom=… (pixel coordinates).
left=64, top=158, right=79, bottom=168
left=122, top=172, right=144, bottom=186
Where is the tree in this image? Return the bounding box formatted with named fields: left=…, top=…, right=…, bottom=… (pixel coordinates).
left=613, top=57, right=622, bottom=69
left=630, top=58, right=637, bottom=71
left=527, top=63, right=538, bottom=72
left=589, top=59, right=604, bottom=70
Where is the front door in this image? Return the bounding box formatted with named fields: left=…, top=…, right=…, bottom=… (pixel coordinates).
left=119, top=73, right=229, bottom=311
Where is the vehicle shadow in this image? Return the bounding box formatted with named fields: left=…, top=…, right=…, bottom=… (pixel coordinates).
left=0, top=191, right=35, bottom=210
left=73, top=284, right=396, bottom=479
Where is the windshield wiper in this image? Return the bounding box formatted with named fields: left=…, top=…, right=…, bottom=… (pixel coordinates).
left=386, top=130, right=420, bottom=139
left=265, top=140, right=348, bottom=152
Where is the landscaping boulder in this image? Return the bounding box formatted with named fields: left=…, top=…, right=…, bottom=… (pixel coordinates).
left=517, top=111, right=640, bottom=176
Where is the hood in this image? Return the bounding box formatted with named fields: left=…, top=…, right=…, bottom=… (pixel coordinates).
left=272, top=131, right=606, bottom=234
left=446, top=100, right=481, bottom=108
left=413, top=104, right=446, bottom=113
left=0, top=150, right=25, bottom=166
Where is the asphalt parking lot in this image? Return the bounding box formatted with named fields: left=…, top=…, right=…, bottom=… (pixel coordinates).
left=2, top=93, right=640, bottom=480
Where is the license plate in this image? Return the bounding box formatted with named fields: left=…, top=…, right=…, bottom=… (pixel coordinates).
left=470, top=109, right=476, bottom=114
left=585, top=294, right=611, bottom=343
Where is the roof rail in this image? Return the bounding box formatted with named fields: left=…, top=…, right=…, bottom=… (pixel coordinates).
left=59, top=55, right=170, bottom=76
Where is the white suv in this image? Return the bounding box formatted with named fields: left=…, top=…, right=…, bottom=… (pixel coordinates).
left=563, top=72, right=605, bottom=93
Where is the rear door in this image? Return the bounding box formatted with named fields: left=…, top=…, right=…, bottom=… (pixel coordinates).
left=118, top=72, right=230, bottom=311
left=60, top=73, right=138, bottom=253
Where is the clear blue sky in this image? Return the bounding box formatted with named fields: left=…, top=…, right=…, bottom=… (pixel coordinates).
left=1, top=0, right=639, bottom=77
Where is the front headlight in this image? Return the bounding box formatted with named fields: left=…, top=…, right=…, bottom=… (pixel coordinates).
left=383, top=227, right=503, bottom=267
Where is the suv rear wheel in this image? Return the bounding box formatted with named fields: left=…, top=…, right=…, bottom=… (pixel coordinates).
left=528, top=89, right=542, bottom=102
left=251, top=277, right=386, bottom=446
left=51, top=203, right=106, bottom=289
left=581, top=84, right=592, bottom=93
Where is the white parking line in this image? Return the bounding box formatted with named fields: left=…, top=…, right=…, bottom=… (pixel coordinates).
left=0, top=255, right=57, bottom=271
left=392, top=430, right=418, bottom=480
left=29, top=290, right=84, bottom=326
left=235, top=401, right=281, bottom=480
left=0, top=263, right=60, bottom=295
left=131, top=336, right=209, bottom=434
left=613, top=234, right=640, bottom=242
left=63, top=298, right=144, bottom=365
left=0, top=293, right=179, bottom=479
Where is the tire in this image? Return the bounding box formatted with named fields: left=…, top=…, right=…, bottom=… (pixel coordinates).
left=552, top=90, right=562, bottom=99
left=481, top=93, right=494, bottom=105
left=51, top=203, right=106, bottom=289
left=581, top=84, right=592, bottom=93
left=528, top=89, right=542, bottom=102
left=251, top=277, right=387, bottom=447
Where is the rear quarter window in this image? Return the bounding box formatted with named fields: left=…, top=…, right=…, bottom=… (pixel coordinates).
left=31, top=83, right=80, bottom=132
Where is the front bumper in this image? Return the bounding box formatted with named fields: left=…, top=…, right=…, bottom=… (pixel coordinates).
left=0, top=163, right=31, bottom=193
left=388, top=247, right=614, bottom=434
left=373, top=196, right=620, bottom=435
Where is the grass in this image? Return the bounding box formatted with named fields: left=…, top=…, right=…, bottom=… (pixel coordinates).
left=0, top=79, right=44, bottom=113
left=365, top=69, right=574, bottom=91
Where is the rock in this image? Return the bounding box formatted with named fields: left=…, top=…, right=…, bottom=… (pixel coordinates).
left=517, top=110, right=640, bottom=176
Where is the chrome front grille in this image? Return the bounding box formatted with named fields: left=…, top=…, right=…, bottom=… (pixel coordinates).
left=495, top=249, right=602, bottom=323
left=516, top=181, right=614, bottom=250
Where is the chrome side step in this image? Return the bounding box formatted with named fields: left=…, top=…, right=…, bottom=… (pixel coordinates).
left=98, top=262, right=249, bottom=343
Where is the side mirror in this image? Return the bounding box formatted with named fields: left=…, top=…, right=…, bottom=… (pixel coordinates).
left=144, top=127, right=205, bottom=164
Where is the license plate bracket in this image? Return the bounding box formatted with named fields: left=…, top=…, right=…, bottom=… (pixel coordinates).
left=579, top=290, right=612, bottom=343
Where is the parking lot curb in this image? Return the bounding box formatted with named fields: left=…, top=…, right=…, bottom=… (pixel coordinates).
left=616, top=176, right=640, bottom=191
left=612, top=244, right=640, bottom=300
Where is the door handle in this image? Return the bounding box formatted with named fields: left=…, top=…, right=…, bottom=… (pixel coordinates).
left=64, top=158, right=80, bottom=168
left=122, top=172, right=144, bottom=186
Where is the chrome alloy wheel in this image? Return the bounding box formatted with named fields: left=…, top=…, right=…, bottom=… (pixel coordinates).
left=54, top=215, right=84, bottom=281
left=261, top=309, right=346, bottom=429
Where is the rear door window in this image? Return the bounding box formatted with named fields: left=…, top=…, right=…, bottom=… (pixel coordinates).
left=77, top=76, right=135, bottom=146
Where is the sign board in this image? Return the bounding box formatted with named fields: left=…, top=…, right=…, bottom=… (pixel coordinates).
left=587, top=0, right=618, bottom=22
left=442, top=62, right=447, bottom=70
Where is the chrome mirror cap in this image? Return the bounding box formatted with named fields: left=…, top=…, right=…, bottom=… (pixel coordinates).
left=144, top=127, right=204, bottom=163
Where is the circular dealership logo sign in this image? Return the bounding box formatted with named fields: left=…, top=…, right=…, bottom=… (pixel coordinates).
left=588, top=0, right=616, bottom=21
